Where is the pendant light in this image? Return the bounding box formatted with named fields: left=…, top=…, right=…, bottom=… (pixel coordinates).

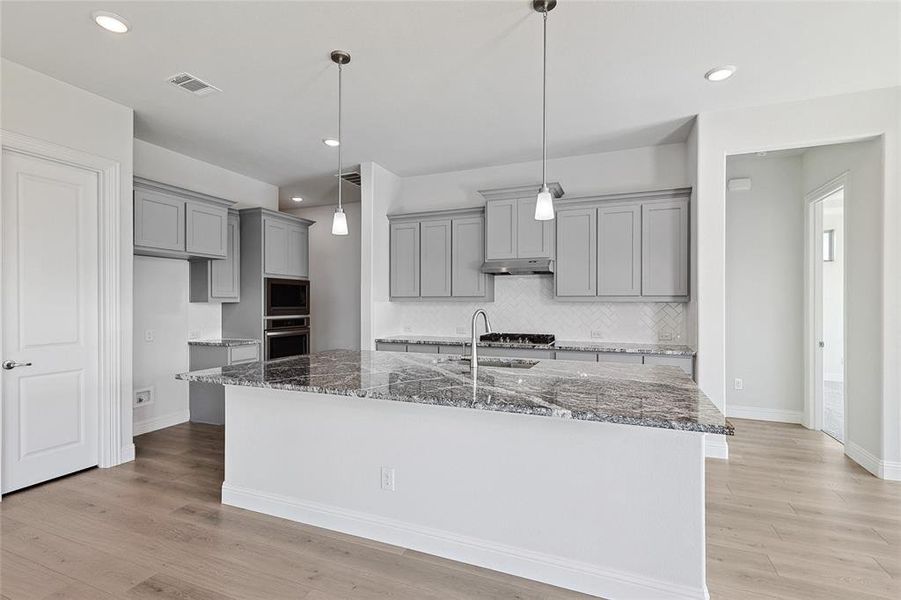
left=330, top=50, right=351, bottom=236
left=533, top=0, right=556, bottom=221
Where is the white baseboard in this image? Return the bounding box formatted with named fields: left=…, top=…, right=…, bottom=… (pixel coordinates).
left=222, top=483, right=709, bottom=600
left=120, top=443, right=136, bottom=463
left=704, top=434, right=729, bottom=460
left=845, top=442, right=901, bottom=481
left=133, top=410, right=190, bottom=436
left=726, top=405, right=803, bottom=424
left=824, top=372, right=844, bottom=383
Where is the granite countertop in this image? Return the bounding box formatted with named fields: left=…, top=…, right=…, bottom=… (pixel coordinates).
left=176, top=349, right=731, bottom=435
left=188, top=338, right=260, bottom=347
left=375, top=335, right=695, bottom=356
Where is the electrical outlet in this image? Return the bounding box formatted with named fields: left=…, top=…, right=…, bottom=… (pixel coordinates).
left=590, top=330, right=604, bottom=339
left=144, top=329, right=154, bottom=342
left=134, top=387, right=154, bottom=408
left=380, top=466, right=396, bottom=491
left=455, top=326, right=468, bottom=335
left=734, top=378, right=743, bottom=391
left=188, top=329, right=201, bottom=340
left=403, top=325, right=412, bottom=333
left=658, top=332, right=675, bottom=342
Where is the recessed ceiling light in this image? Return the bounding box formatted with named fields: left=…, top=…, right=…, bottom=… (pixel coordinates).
left=322, top=138, right=340, bottom=147
left=92, top=10, right=130, bottom=33
left=705, top=65, right=736, bottom=82
left=291, top=196, right=303, bottom=203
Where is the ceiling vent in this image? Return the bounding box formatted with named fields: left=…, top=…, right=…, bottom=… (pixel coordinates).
left=167, top=72, right=221, bottom=96
left=338, top=170, right=362, bottom=187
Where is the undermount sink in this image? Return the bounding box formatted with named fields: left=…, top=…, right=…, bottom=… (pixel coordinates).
left=452, top=357, right=539, bottom=370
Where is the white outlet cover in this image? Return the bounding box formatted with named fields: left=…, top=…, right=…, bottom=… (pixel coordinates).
left=134, top=386, right=154, bottom=408
left=144, top=329, right=154, bottom=342
left=734, top=378, right=743, bottom=390
left=455, top=326, right=468, bottom=335
left=590, top=330, right=604, bottom=339
left=380, top=466, right=396, bottom=491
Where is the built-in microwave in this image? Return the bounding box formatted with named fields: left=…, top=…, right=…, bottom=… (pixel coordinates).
left=265, top=278, right=310, bottom=316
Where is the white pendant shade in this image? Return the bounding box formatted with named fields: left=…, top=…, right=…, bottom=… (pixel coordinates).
left=534, top=187, right=554, bottom=221
left=331, top=207, right=348, bottom=236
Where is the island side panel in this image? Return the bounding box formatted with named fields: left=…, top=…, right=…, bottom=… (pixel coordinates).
left=222, top=386, right=707, bottom=600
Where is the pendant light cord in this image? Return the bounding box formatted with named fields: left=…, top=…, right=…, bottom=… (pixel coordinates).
left=541, top=9, right=547, bottom=188
left=337, top=61, right=343, bottom=211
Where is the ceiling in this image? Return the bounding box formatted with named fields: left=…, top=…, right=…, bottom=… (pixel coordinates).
left=2, top=1, right=898, bottom=209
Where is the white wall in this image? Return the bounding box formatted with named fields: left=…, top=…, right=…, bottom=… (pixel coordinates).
left=725, top=154, right=804, bottom=421
left=801, top=139, right=884, bottom=464
left=285, top=203, right=361, bottom=351
left=695, top=87, right=900, bottom=477
left=0, top=58, right=135, bottom=456
left=132, top=140, right=278, bottom=433
left=362, top=144, right=690, bottom=348
left=822, top=196, right=844, bottom=381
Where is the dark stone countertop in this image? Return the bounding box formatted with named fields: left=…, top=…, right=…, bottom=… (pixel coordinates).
left=188, top=338, right=260, bottom=347
left=176, top=349, right=731, bottom=435
left=375, top=335, right=695, bottom=356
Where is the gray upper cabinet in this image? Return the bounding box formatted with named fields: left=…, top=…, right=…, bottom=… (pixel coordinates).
left=642, top=199, right=688, bottom=297
left=555, top=207, right=597, bottom=297
left=133, top=177, right=233, bottom=260
left=134, top=189, right=185, bottom=252
left=190, top=210, right=241, bottom=303
left=516, top=197, right=554, bottom=258
left=485, top=199, right=517, bottom=259
left=481, top=183, right=562, bottom=261
left=390, top=222, right=421, bottom=298
left=420, top=219, right=452, bottom=297
left=597, top=204, right=641, bottom=296
left=263, top=215, right=311, bottom=279
left=388, top=207, right=492, bottom=301
left=451, top=216, right=487, bottom=297
left=185, top=200, right=228, bottom=257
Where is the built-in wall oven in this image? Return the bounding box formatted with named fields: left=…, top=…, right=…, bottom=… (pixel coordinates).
left=265, top=278, right=310, bottom=317
left=264, top=316, right=310, bottom=360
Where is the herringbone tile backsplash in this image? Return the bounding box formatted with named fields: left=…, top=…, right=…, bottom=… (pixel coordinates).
left=382, top=276, right=686, bottom=343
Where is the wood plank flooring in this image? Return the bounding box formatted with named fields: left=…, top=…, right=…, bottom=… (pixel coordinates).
left=1, top=419, right=898, bottom=599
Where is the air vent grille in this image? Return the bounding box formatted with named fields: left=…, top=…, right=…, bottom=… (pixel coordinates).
left=167, top=72, right=221, bottom=96
left=339, top=171, right=362, bottom=187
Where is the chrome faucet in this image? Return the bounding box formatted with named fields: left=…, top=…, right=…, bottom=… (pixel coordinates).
left=469, top=309, right=492, bottom=376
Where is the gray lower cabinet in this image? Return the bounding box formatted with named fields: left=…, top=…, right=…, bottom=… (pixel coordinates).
left=407, top=344, right=439, bottom=354
left=597, top=204, right=641, bottom=296
left=598, top=352, right=643, bottom=364
left=134, top=177, right=233, bottom=259
left=554, top=350, right=598, bottom=362
left=263, top=216, right=310, bottom=278
left=388, top=208, right=491, bottom=300
left=477, top=347, right=555, bottom=360
left=420, top=219, right=452, bottom=298
left=189, top=342, right=260, bottom=425
left=643, top=354, right=693, bottom=376
left=376, top=342, right=409, bottom=352
left=555, top=208, right=597, bottom=297
left=190, top=210, right=241, bottom=302
left=642, top=199, right=689, bottom=297
left=451, top=216, right=487, bottom=298
left=390, top=222, right=421, bottom=298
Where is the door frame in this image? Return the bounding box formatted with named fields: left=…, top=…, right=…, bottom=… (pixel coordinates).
left=0, top=130, right=126, bottom=495
left=803, top=172, right=847, bottom=435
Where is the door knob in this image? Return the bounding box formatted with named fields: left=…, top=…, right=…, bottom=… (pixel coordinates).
left=1, top=360, right=32, bottom=370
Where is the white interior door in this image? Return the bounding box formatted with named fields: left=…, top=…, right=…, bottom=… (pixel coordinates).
left=2, top=149, right=100, bottom=493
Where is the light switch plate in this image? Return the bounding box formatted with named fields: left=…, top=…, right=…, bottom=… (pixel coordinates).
left=134, top=386, right=154, bottom=408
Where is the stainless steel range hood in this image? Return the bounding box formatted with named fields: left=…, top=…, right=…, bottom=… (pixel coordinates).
left=480, top=258, right=554, bottom=275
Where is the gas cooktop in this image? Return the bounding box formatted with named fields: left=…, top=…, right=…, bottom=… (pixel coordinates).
left=479, top=332, right=555, bottom=346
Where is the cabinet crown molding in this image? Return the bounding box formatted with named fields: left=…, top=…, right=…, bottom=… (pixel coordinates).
left=238, top=206, right=316, bottom=227
left=387, top=206, right=484, bottom=223
left=478, top=182, right=564, bottom=201
left=555, top=186, right=691, bottom=208
left=133, top=176, right=236, bottom=209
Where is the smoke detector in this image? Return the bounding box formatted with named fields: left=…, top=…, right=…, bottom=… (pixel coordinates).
left=167, top=73, right=221, bottom=97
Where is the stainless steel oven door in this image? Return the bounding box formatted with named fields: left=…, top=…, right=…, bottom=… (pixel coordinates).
left=265, top=327, right=310, bottom=360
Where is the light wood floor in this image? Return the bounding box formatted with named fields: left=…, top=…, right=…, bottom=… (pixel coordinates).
left=0, top=419, right=898, bottom=599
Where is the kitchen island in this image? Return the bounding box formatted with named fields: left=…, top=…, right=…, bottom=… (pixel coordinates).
left=178, top=349, right=731, bottom=600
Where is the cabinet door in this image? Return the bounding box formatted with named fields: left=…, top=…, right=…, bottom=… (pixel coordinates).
left=598, top=204, right=641, bottom=296
left=210, top=213, right=240, bottom=301
left=185, top=201, right=228, bottom=257
left=263, top=217, right=289, bottom=276
left=390, top=222, right=420, bottom=297
left=287, top=224, right=309, bottom=278
left=420, top=219, right=452, bottom=297
left=555, top=208, right=597, bottom=297
left=452, top=216, right=486, bottom=297
left=485, top=199, right=517, bottom=259
left=134, top=190, right=185, bottom=251
left=516, top=197, right=554, bottom=258
left=642, top=199, right=688, bottom=297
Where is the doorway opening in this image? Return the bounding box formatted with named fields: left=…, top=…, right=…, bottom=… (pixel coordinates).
left=808, top=180, right=846, bottom=444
